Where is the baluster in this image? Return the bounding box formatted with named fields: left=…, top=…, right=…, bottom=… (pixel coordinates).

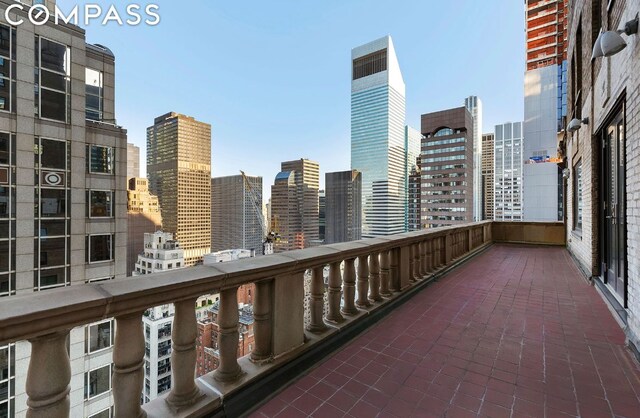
left=341, top=258, right=359, bottom=315
left=325, top=262, right=345, bottom=324
left=408, top=244, right=416, bottom=283
left=420, top=241, right=427, bottom=278
left=167, top=298, right=202, bottom=410
left=412, top=243, right=421, bottom=282
left=252, top=280, right=273, bottom=361
left=379, top=250, right=392, bottom=297
left=389, top=248, right=400, bottom=292
left=368, top=252, right=382, bottom=302
left=113, top=313, right=146, bottom=418
left=307, top=266, right=328, bottom=333
left=356, top=255, right=371, bottom=308
left=425, top=240, right=432, bottom=273
left=215, top=288, right=242, bottom=382
left=26, top=331, right=71, bottom=418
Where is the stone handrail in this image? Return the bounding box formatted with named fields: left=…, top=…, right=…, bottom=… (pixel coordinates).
left=0, top=221, right=564, bottom=417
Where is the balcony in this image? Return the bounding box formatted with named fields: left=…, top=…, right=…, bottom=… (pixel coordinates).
left=2, top=222, right=639, bottom=417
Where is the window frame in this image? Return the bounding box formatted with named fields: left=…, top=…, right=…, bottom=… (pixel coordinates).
left=0, top=23, right=16, bottom=114
left=85, top=68, right=104, bottom=121
left=86, top=320, right=114, bottom=354
left=87, top=234, right=114, bottom=264
left=35, top=36, right=71, bottom=124
left=87, top=145, right=115, bottom=175
left=573, top=159, right=583, bottom=232
left=88, top=189, right=114, bottom=219
left=85, top=364, right=112, bottom=400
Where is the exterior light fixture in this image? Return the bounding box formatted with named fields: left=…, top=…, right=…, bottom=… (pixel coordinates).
left=567, top=117, right=589, bottom=133
left=592, top=15, right=639, bottom=58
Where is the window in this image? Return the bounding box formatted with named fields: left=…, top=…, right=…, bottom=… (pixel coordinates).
left=88, top=191, right=113, bottom=218
left=85, top=364, right=111, bottom=400
left=573, top=161, right=583, bottom=231
left=0, top=24, right=16, bottom=113
left=434, top=128, right=454, bottom=137
left=35, top=37, right=70, bottom=122
left=88, top=235, right=114, bottom=263
left=86, top=68, right=103, bottom=121
left=87, top=145, right=114, bottom=174
left=88, top=408, right=112, bottom=418
left=87, top=321, right=113, bottom=353
left=353, top=49, right=387, bottom=80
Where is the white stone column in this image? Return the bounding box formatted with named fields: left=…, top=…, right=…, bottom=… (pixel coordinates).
left=113, top=313, right=146, bottom=418
left=214, top=288, right=242, bottom=382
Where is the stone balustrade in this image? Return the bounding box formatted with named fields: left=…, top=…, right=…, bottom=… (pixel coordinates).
left=0, top=221, right=564, bottom=418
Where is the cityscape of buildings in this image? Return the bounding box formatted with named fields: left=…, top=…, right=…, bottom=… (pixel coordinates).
left=5, top=0, right=640, bottom=416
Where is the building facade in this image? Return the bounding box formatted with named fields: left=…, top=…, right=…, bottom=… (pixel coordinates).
left=127, top=142, right=140, bottom=179
left=494, top=122, right=524, bottom=221
left=523, top=0, right=568, bottom=221
left=211, top=174, right=263, bottom=255
left=351, top=36, right=406, bottom=238
left=127, top=178, right=162, bottom=276
left=405, top=126, right=422, bottom=231
left=408, top=157, right=422, bottom=231
left=270, top=159, right=319, bottom=252
left=318, top=190, right=326, bottom=242
left=564, top=0, right=640, bottom=358
left=0, top=2, right=128, bottom=416
left=464, top=96, right=483, bottom=222
left=481, top=133, right=495, bottom=220
left=325, top=170, right=362, bottom=244
left=147, top=112, right=212, bottom=266
left=132, top=231, right=183, bottom=276
left=420, top=106, right=474, bottom=228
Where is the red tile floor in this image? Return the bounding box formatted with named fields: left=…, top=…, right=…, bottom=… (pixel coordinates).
left=250, top=245, right=640, bottom=417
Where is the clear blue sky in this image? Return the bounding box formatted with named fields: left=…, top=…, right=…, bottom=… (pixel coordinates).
left=60, top=0, right=525, bottom=199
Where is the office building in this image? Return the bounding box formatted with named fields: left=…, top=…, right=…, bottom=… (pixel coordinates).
left=271, top=159, right=319, bottom=252
left=211, top=174, right=263, bottom=255
left=319, top=190, right=326, bottom=242
left=127, top=142, right=140, bottom=179
left=408, top=157, right=422, bottom=231
left=133, top=231, right=183, bottom=276
left=351, top=36, right=406, bottom=238
left=465, top=96, right=483, bottom=222
left=494, top=123, right=524, bottom=221
left=405, top=126, right=422, bottom=231
left=127, top=178, right=162, bottom=276
left=147, top=112, right=212, bottom=266
left=0, top=6, right=127, bottom=416
left=481, top=133, right=495, bottom=220
left=325, top=170, right=362, bottom=244
left=420, top=106, right=474, bottom=228
left=523, top=0, right=568, bottom=221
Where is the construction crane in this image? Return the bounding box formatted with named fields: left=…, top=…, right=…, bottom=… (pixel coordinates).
left=240, top=171, right=278, bottom=255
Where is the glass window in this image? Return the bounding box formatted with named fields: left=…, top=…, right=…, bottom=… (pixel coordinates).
left=0, top=24, right=15, bottom=114
left=86, top=365, right=111, bottom=399
left=434, top=128, right=454, bottom=137
left=89, top=235, right=113, bottom=263
left=573, top=161, right=583, bottom=231
left=39, top=139, right=66, bottom=170
left=39, top=38, right=69, bottom=74
left=87, top=321, right=113, bottom=353
left=35, top=37, right=70, bottom=122
left=38, top=189, right=66, bottom=218
left=87, top=145, right=114, bottom=174
left=89, top=191, right=113, bottom=218
left=38, top=237, right=66, bottom=268
left=88, top=409, right=111, bottom=418
left=37, top=267, right=66, bottom=289
left=39, top=89, right=66, bottom=121
left=86, top=68, right=103, bottom=121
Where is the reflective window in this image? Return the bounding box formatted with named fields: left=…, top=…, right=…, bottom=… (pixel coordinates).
left=0, top=24, right=16, bottom=113
left=87, top=321, right=113, bottom=353
left=85, top=365, right=111, bottom=399
left=87, top=145, right=114, bottom=174
left=89, top=234, right=113, bottom=263
left=88, top=408, right=111, bottom=418
left=36, top=237, right=67, bottom=269
left=35, top=37, right=70, bottom=122
left=86, top=68, right=103, bottom=121
left=39, top=139, right=66, bottom=170
left=88, top=190, right=113, bottom=218
left=573, top=160, right=583, bottom=231
left=434, top=128, right=454, bottom=137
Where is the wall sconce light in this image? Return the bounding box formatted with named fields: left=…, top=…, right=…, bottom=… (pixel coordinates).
left=592, top=15, right=639, bottom=58
left=567, top=117, right=589, bottom=133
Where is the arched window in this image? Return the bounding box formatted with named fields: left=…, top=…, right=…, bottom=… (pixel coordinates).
left=434, top=128, right=454, bottom=137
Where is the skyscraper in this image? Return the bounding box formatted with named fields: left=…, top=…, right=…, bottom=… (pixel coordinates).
left=465, top=96, right=483, bottom=222
left=420, top=107, right=474, bottom=228
left=523, top=0, right=567, bottom=221
left=270, top=159, right=319, bottom=252
left=405, top=126, right=422, bottom=231
left=481, top=133, right=495, bottom=220
left=351, top=36, right=406, bottom=238
left=408, top=157, right=422, bottom=231
left=147, top=112, right=212, bottom=266
left=127, top=142, right=140, bottom=179
left=211, top=174, right=264, bottom=254
left=127, top=177, right=163, bottom=276
left=318, top=190, right=326, bottom=242
left=494, top=122, right=524, bottom=221
left=0, top=10, right=127, bottom=416
left=325, top=170, right=362, bottom=244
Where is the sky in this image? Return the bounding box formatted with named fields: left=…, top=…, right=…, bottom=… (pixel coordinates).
left=59, top=0, right=525, bottom=200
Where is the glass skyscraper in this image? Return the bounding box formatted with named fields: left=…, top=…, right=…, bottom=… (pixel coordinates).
left=351, top=36, right=406, bottom=238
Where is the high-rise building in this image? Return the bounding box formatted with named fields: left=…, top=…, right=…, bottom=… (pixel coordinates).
left=420, top=107, right=474, bottom=228
left=465, top=96, right=483, bottom=222
left=405, top=126, right=422, bottom=231
left=132, top=232, right=184, bottom=403
left=523, top=0, right=567, bottom=221
left=318, top=190, right=326, bottom=242
left=211, top=174, right=263, bottom=254
left=0, top=8, right=127, bottom=416
left=127, top=178, right=163, bottom=276
left=270, top=159, right=319, bottom=252
left=351, top=36, right=406, bottom=238
left=127, top=142, right=140, bottom=179
left=325, top=170, right=362, bottom=244
left=494, top=123, right=524, bottom=221
left=481, top=133, right=495, bottom=220
left=147, top=112, right=212, bottom=266
left=408, top=157, right=422, bottom=231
